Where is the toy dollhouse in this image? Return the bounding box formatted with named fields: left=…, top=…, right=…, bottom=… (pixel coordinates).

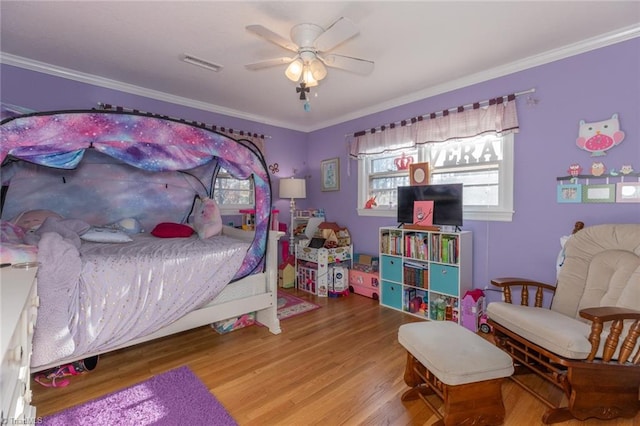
left=461, top=289, right=485, bottom=333
left=278, top=255, right=295, bottom=288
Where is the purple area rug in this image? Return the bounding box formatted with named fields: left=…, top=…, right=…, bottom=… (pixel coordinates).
left=41, top=366, right=237, bottom=426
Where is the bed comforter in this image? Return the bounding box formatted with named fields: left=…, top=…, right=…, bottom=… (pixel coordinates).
left=31, top=229, right=250, bottom=369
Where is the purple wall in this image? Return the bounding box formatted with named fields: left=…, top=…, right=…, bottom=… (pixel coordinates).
left=2, top=37, right=639, bottom=298
left=308, top=38, right=640, bottom=298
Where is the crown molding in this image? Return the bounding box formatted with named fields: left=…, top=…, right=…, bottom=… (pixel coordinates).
left=2, top=24, right=638, bottom=133
left=308, top=24, right=640, bottom=132
left=0, top=52, right=304, bottom=132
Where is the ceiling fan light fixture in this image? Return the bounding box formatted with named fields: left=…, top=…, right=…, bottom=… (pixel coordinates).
left=302, top=66, right=318, bottom=87
left=309, top=58, right=327, bottom=81
left=285, top=58, right=303, bottom=82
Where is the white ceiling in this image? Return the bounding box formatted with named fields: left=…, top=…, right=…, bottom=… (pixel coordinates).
left=1, top=1, right=639, bottom=132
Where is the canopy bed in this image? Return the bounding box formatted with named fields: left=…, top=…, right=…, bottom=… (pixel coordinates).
left=0, top=109, right=282, bottom=372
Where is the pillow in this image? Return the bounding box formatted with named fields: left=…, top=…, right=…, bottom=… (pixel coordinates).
left=107, top=217, right=144, bottom=234
left=151, top=222, right=194, bottom=238
left=80, top=227, right=132, bottom=243
left=192, top=197, right=222, bottom=239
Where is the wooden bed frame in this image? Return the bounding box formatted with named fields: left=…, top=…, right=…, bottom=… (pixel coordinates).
left=32, top=226, right=283, bottom=372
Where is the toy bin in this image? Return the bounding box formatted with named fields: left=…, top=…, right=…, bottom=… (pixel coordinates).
left=211, top=312, right=256, bottom=334
left=349, top=269, right=380, bottom=300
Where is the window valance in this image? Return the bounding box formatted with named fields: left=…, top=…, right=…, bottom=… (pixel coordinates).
left=349, top=94, right=520, bottom=158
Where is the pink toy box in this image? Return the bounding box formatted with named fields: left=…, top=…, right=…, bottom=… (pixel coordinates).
left=461, top=289, right=486, bottom=333
left=349, top=253, right=380, bottom=300
left=349, top=269, right=379, bottom=300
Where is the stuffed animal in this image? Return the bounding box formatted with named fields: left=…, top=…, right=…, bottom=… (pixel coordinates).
left=12, top=209, right=63, bottom=232
left=14, top=211, right=91, bottom=248
left=364, top=196, right=377, bottom=209
left=192, top=197, right=222, bottom=239
left=293, top=224, right=307, bottom=236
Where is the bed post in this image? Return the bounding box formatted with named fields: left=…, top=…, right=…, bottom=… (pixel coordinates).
left=256, top=230, right=284, bottom=334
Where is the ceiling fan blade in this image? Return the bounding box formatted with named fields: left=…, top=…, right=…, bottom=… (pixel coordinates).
left=321, top=54, right=374, bottom=75
left=246, top=25, right=298, bottom=52
left=244, top=57, right=295, bottom=70
left=314, top=17, right=359, bottom=52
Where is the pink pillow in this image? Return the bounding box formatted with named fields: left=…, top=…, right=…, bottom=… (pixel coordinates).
left=151, top=223, right=194, bottom=238
left=192, top=197, right=222, bottom=239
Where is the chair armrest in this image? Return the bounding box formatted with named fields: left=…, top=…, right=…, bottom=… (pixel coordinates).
left=490, top=277, right=556, bottom=307
left=579, top=306, right=640, bottom=364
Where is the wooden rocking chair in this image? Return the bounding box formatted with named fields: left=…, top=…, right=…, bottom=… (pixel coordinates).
left=486, top=222, right=640, bottom=424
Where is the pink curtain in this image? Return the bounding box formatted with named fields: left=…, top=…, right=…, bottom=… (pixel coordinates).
left=350, top=96, right=519, bottom=157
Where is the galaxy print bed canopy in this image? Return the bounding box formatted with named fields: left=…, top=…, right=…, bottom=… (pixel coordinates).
left=0, top=109, right=272, bottom=278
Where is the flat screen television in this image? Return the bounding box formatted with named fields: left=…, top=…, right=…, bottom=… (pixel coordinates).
left=397, top=184, right=463, bottom=227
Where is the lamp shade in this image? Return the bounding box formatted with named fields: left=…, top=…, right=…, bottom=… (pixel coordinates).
left=285, top=59, right=303, bottom=82
left=279, top=178, right=306, bottom=199
left=301, top=66, right=318, bottom=87
left=309, top=58, right=327, bottom=81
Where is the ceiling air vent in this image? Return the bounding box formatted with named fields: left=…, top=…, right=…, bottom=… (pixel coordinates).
left=182, top=54, right=223, bottom=72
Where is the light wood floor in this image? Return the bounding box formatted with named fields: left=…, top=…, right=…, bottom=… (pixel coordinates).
left=32, top=289, right=639, bottom=425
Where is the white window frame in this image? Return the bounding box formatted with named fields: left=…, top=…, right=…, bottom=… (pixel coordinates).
left=214, top=170, right=255, bottom=215
left=356, top=133, right=514, bottom=222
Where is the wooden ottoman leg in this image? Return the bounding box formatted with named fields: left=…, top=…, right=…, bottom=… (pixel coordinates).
left=403, top=352, right=422, bottom=388
left=443, top=378, right=506, bottom=426
left=401, top=352, right=435, bottom=401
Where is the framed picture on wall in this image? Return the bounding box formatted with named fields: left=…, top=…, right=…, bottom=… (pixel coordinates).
left=557, top=184, right=582, bottom=203
left=409, top=162, right=430, bottom=186
left=321, top=157, right=340, bottom=191
left=616, top=182, right=640, bottom=203
left=582, top=184, right=616, bottom=203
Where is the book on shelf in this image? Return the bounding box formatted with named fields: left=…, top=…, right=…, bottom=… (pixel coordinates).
left=404, top=233, right=428, bottom=260
left=381, top=231, right=403, bottom=255
left=429, top=233, right=459, bottom=264
left=403, top=261, right=429, bottom=289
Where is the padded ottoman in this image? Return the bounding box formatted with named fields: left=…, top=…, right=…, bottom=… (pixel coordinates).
left=398, top=321, right=514, bottom=426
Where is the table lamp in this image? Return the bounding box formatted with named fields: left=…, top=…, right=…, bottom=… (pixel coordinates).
left=279, top=177, right=306, bottom=255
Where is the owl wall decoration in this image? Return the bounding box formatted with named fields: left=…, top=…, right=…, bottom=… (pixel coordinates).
left=590, top=161, right=606, bottom=177
left=576, top=113, right=625, bottom=157
left=567, top=163, right=582, bottom=183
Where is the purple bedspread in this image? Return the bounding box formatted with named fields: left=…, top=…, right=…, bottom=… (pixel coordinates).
left=31, top=232, right=249, bottom=368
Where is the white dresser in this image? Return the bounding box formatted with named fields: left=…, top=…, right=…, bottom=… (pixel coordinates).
left=1, top=265, right=39, bottom=424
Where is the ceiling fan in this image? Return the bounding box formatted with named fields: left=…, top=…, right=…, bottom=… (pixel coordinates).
left=245, top=17, right=374, bottom=87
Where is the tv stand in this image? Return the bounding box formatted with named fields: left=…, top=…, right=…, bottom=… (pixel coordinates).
left=402, top=224, right=441, bottom=231
left=379, top=226, right=472, bottom=323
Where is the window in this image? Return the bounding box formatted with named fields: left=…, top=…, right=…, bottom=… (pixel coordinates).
left=214, top=169, right=254, bottom=214
left=357, top=133, right=514, bottom=222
